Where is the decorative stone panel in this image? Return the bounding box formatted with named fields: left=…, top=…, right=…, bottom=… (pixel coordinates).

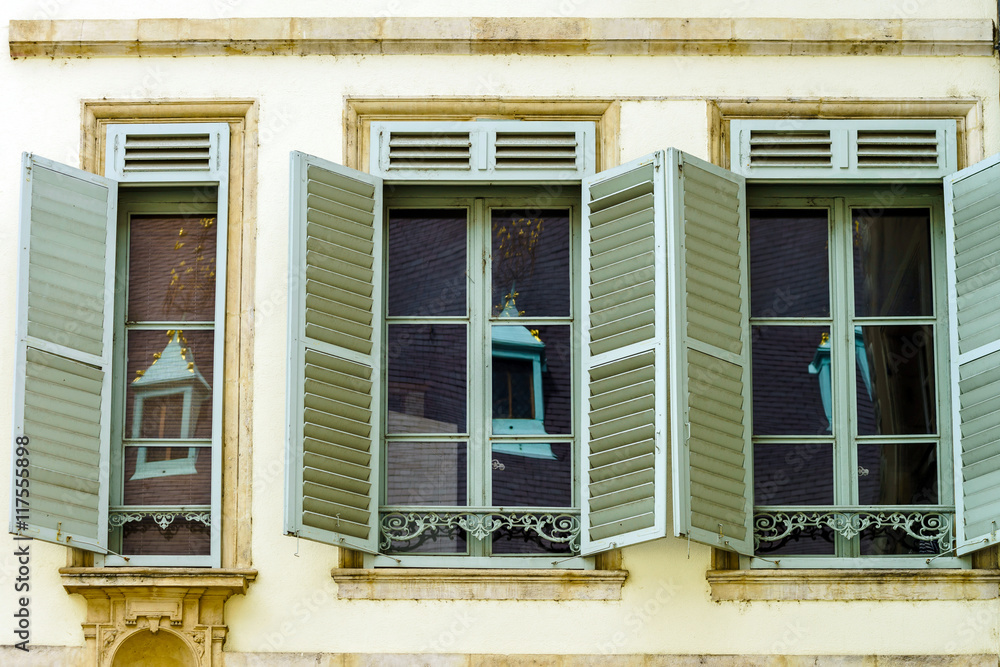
left=60, top=567, right=256, bottom=667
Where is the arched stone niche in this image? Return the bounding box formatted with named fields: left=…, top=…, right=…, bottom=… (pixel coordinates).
left=112, top=629, right=197, bottom=667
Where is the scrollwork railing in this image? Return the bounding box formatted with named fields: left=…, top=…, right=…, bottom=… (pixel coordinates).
left=753, top=509, right=953, bottom=552
left=109, top=509, right=211, bottom=531
left=380, top=510, right=581, bottom=553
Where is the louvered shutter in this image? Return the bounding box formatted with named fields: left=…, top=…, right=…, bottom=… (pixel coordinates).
left=9, top=154, right=117, bottom=553
left=371, top=120, right=595, bottom=181
left=106, top=123, right=229, bottom=183
left=667, top=150, right=753, bottom=556
left=286, top=152, right=383, bottom=554
left=579, top=152, right=669, bottom=554
left=945, top=153, right=1000, bottom=556
left=730, top=119, right=956, bottom=181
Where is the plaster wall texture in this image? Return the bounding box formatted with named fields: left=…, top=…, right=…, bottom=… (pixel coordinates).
left=5, top=0, right=996, bottom=21
left=2, top=3, right=1000, bottom=659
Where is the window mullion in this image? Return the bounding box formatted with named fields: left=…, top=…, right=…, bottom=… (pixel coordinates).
left=468, top=198, right=488, bottom=557
left=831, top=197, right=861, bottom=557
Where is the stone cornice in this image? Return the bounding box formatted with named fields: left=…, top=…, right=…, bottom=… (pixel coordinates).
left=60, top=567, right=258, bottom=597
left=9, top=17, right=995, bottom=59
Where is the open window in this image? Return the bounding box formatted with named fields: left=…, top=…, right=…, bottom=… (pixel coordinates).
left=9, top=123, right=230, bottom=566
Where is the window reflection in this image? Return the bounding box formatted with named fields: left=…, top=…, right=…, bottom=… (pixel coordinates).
left=856, top=326, right=936, bottom=435
left=386, top=324, right=467, bottom=434
left=751, top=326, right=831, bottom=435
left=491, top=209, right=570, bottom=317
left=853, top=208, right=933, bottom=317
left=749, top=209, right=830, bottom=318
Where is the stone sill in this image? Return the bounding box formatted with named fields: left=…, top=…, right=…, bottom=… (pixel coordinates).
left=707, top=569, right=1000, bottom=601
left=331, top=567, right=627, bottom=600
left=9, top=17, right=994, bottom=59
left=60, top=567, right=258, bottom=598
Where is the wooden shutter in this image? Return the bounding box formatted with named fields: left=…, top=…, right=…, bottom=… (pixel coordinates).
left=579, top=151, right=669, bottom=554
left=667, top=149, right=753, bottom=556
left=945, top=153, right=1000, bottom=556
left=285, top=152, right=383, bottom=554
left=9, top=154, right=117, bottom=553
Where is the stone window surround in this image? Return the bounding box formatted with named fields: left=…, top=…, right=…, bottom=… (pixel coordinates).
left=708, top=96, right=1000, bottom=602
left=60, top=99, right=259, bottom=666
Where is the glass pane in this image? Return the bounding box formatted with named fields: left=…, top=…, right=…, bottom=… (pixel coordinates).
left=387, top=209, right=467, bottom=317
left=128, top=214, right=218, bottom=322
left=853, top=207, right=933, bottom=317
left=751, top=326, right=832, bottom=435
left=386, top=324, right=466, bottom=433
left=384, top=514, right=468, bottom=554
left=123, top=446, right=211, bottom=505
left=860, top=524, right=942, bottom=556
left=124, top=330, right=214, bottom=440
left=121, top=517, right=210, bottom=556
left=857, top=443, right=938, bottom=505
left=753, top=443, right=833, bottom=506
left=491, top=442, right=572, bottom=507
left=749, top=209, right=829, bottom=318
left=492, top=325, right=571, bottom=435
left=385, top=442, right=467, bottom=506
left=856, top=325, right=936, bottom=435
left=755, top=522, right=836, bottom=556
left=491, top=209, right=570, bottom=317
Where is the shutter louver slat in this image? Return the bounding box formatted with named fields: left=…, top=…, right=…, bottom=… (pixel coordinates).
left=287, top=152, right=383, bottom=554
left=748, top=130, right=833, bottom=167
left=123, top=134, right=212, bottom=172
left=10, top=155, right=116, bottom=554
left=494, top=132, right=579, bottom=170
left=946, top=153, right=1000, bottom=556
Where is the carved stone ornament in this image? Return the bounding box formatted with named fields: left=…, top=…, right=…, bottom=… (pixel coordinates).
left=61, top=567, right=256, bottom=667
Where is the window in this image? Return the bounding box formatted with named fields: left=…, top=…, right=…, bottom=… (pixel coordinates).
left=706, top=117, right=1000, bottom=568
left=377, top=192, right=579, bottom=566
left=10, top=123, right=229, bottom=567
left=747, top=186, right=955, bottom=564
left=106, top=188, right=225, bottom=564
left=285, top=121, right=684, bottom=567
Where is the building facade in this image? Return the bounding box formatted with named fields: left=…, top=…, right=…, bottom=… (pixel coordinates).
left=3, top=1, right=1000, bottom=664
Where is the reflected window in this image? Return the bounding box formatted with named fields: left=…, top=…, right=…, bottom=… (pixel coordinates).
left=749, top=199, right=945, bottom=560
left=383, top=200, right=575, bottom=560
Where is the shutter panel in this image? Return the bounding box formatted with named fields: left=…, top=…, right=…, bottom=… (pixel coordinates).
left=731, top=119, right=956, bottom=181
left=286, top=151, right=383, bottom=554
left=580, top=151, right=669, bottom=554
left=667, top=149, right=753, bottom=556
left=106, top=123, right=229, bottom=183
left=9, top=154, right=117, bottom=553
left=371, top=120, right=595, bottom=181
left=945, top=153, right=1000, bottom=556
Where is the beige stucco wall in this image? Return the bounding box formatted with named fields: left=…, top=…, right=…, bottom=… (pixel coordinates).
left=2, top=2, right=1000, bottom=660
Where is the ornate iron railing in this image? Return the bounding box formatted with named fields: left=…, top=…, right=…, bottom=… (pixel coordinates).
left=753, top=509, right=953, bottom=553
left=380, top=509, right=581, bottom=553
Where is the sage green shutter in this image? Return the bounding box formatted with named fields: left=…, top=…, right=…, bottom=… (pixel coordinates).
left=9, top=154, right=117, bottom=553
left=945, top=153, right=1000, bottom=556
left=286, top=151, right=383, bottom=554
left=667, top=149, right=753, bottom=556
left=580, top=151, right=669, bottom=554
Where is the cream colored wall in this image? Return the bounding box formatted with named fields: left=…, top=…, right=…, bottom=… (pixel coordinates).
left=2, top=3, right=1000, bottom=658
left=6, top=0, right=996, bottom=20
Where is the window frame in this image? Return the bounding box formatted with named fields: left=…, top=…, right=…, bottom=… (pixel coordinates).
left=372, top=186, right=588, bottom=569
left=103, top=188, right=226, bottom=567
left=745, top=183, right=965, bottom=569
